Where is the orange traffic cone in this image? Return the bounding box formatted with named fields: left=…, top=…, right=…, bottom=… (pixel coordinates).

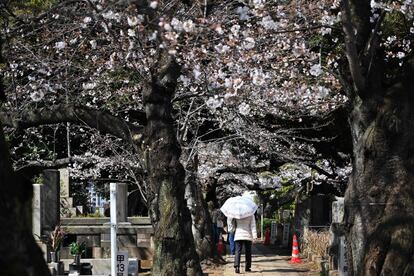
left=290, top=234, right=302, bottom=264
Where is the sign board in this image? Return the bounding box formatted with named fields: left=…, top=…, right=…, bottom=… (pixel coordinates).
left=339, top=236, right=348, bottom=276
left=282, top=223, right=290, bottom=246
left=116, top=251, right=129, bottom=276
left=270, top=221, right=277, bottom=243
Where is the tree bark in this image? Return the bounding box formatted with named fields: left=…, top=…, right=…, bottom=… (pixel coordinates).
left=141, top=52, right=202, bottom=275
left=183, top=152, right=215, bottom=260
left=340, top=1, right=414, bottom=274
left=345, top=80, right=414, bottom=275
left=0, top=124, right=51, bottom=276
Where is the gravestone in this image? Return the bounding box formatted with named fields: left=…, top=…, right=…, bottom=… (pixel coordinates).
left=282, top=223, right=290, bottom=247
left=270, top=221, right=277, bottom=244
left=32, top=170, right=61, bottom=262
left=43, top=170, right=60, bottom=230
left=332, top=197, right=348, bottom=275
left=59, top=168, right=70, bottom=197
left=339, top=236, right=348, bottom=276
left=294, top=198, right=311, bottom=238
left=32, top=184, right=43, bottom=238
left=33, top=170, right=61, bottom=235
left=59, top=168, right=76, bottom=217
left=116, top=183, right=128, bottom=222
left=332, top=197, right=345, bottom=224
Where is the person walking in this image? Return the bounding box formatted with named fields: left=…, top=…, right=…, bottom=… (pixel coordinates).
left=234, top=214, right=257, bottom=273
left=209, top=202, right=219, bottom=244
left=227, top=217, right=236, bottom=255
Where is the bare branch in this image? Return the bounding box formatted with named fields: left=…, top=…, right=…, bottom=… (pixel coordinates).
left=0, top=104, right=144, bottom=143
left=341, top=0, right=366, bottom=96
left=366, top=11, right=386, bottom=77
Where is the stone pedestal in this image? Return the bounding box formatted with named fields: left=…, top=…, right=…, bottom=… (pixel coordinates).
left=48, top=261, right=64, bottom=276
left=137, top=233, right=151, bottom=248
left=92, top=247, right=103, bottom=258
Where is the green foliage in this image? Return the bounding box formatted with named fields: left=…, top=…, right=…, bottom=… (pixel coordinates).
left=262, top=218, right=276, bottom=229
left=32, top=174, right=44, bottom=184
left=87, top=211, right=104, bottom=218
left=69, top=241, right=86, bottom=256
left=382, top=11, right=410, bottom=38
left=75, top=211, right=104, bottom=218
left=13, top=0, right=57, bottom=13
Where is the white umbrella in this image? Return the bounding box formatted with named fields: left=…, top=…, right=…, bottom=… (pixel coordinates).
left=220, top=196, right=258, bottom=219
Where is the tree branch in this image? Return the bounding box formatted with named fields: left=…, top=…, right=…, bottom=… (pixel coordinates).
left=341, top=0, right=366, bottom=96
left=0, top=104, right=144, bottom=143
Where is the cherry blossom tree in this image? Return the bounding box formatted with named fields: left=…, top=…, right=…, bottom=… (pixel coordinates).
left=337, top=1, right=414, bottom=274
left=0, top=31, right=51, bottom=276
left=6, top=0, right=412, bottom=274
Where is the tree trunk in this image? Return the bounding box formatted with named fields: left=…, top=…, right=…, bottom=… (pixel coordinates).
left=345, top=81, right=414, bottom=275
left=0, top=124, right=51, bottom=276
left=141, top=53, right=202, bottom=275
left=183, top=152, right=215, bottom=260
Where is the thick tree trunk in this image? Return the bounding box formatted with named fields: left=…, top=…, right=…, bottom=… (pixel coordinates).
left=141, top=54, right=202, bottom=275
left=0, top=125, right=51, bottom=276
left=183, top=152, right=215, bottom=260
left=345, top=82, right=414, bottom=275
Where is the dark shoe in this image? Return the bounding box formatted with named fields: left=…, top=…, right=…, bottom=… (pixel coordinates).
left=235, top=267, right=240, bottom=273
left=246, top=268, right=251, bottom=272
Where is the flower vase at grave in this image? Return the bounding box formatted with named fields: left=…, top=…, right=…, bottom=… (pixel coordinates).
left=73, top=254, right=81, bottom=266
left=49, top=251, right=59, bottom=263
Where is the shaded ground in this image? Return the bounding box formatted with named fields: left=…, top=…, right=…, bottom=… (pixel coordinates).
left=202, top=241, right=319, bottom=276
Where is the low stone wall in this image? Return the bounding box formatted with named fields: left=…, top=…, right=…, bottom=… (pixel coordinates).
left=60, top=258, right=139, bottom=276
left=60, top=217, right=154, bottom=261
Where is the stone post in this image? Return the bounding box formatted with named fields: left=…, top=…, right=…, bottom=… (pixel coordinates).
left=43, top=170, right=60, bottom=230
left=117, top=183, right=128, bottom=223
left=330, top=197, right=346, bottom=272
left=102, top=183, right=130, bottom=257
left=32, top=184, right=43, bottom=239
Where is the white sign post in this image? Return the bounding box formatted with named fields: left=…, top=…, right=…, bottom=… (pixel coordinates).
left=260, top=204, right=264, bottom=241
left=110, top=183, right=118, bottom=276
left=116, top=251, right=129, bottom=276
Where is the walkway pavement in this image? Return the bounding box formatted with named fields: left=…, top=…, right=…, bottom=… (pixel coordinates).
left=203, top=241, right=319, bottom=276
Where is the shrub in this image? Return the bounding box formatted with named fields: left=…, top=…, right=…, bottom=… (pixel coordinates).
left=301, top=228, right=330, bottom=259
left=69, top=242, right=86, bottom=256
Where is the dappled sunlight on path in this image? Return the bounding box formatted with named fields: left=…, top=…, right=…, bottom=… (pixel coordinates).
left=203, top=241, right=318, bottom=276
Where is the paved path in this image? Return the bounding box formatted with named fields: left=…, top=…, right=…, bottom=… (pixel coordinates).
left=203, top=242, right=318, bottom=276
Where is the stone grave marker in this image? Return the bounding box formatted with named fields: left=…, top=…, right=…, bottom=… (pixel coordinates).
left=282, top=223, right=290, bottom=246
left=270, top=221, right=277, bottom=244
left=58, top=168, right=70, bottom=197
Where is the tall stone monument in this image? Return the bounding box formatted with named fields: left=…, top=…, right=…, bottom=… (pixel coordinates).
left=59, top=168, right=77, bottom=217
left=32, top=170, right=61, bottom=261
